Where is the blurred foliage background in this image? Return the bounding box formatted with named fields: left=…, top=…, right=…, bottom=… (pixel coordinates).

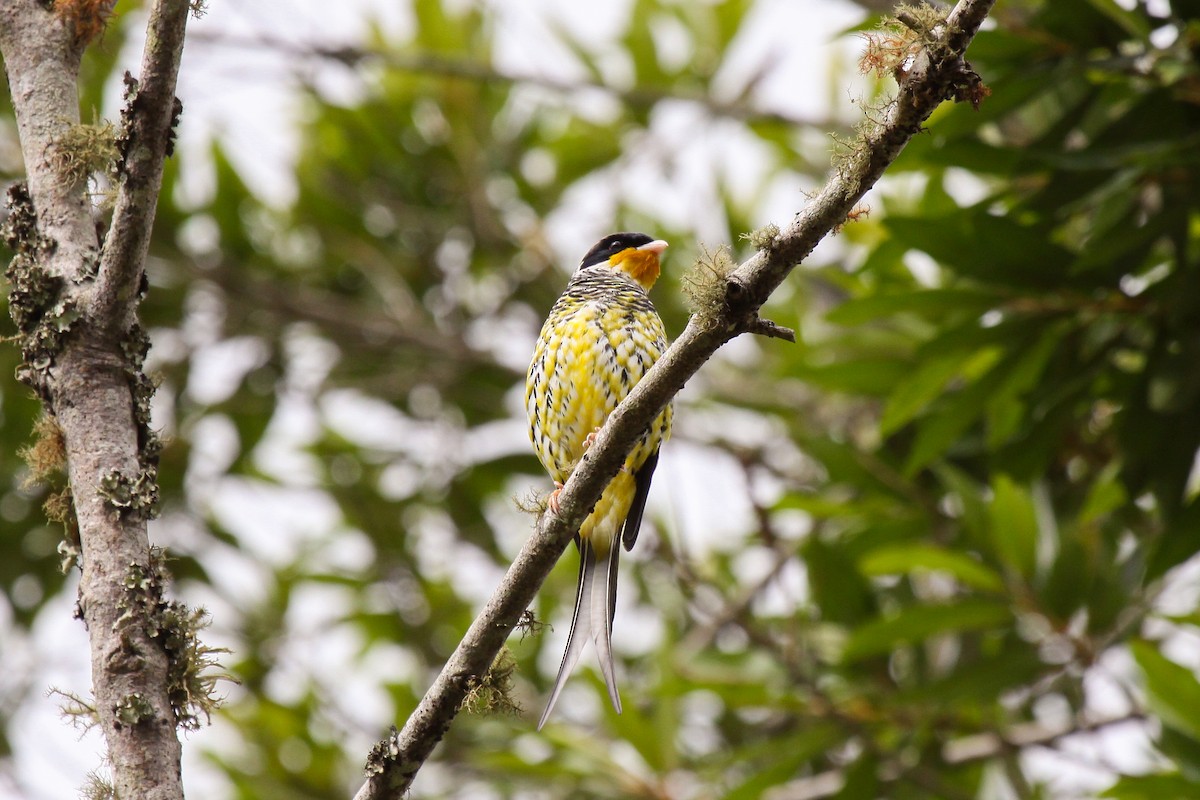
left=4, top=0, right=1200, bottom=798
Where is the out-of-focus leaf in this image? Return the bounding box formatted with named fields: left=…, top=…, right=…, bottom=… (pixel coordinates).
left=933, top=463, right=994, bottom=552
left=1079, top=466, right=1128, bottom=525
left=625, top=0, right=668, bottom=87
left=1159, top=725, right=1200, bottom=785
left=1084, top=0, right=1153, bottom=38
left=804, top=537, right=876, bottom=626
left=858, top=542, right=1006, bottom=594
left=984, top=329, right=1061, bottom=448
left=903, top=351, right=1012, bottom=473
left=1131, top=639, right=1200, bottom=742
left=841, top=600, right=1011, bottom=662
left=1102, top=772, right=1200, bottom=799
left=723, top=723, right=843, bottom=800
left=898, top=645, right=1043, bottom=707
left=791, top=357, right=911, bottom=396
left=1150, top=500, right=1200, bottom=580
left=826, top=288, right=1000, bottom=326
left=834, top=753, right=879, bottom=799
left=987, top=475, right=1039, bottom=581
left=609, top=683, right=676, bottom=773
left=882, top=347, right=999, bottom=437
left=884, top=211, right=1076, bottom=289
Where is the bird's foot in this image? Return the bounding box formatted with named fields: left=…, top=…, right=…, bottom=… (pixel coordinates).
left=547, top=482, right=565, bottom=515
left=582, top=428, right=601, bottom=450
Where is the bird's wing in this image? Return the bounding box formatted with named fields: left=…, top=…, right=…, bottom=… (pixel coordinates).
left=621, top=448, right=659, bottom=552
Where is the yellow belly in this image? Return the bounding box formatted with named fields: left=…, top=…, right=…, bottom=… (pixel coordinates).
left=526, top=299, right=672, bottom=547
left=581, top=471, right=637, bottom=552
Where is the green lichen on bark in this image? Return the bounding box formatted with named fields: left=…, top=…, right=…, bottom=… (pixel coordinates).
left=114, top=692, right=155, bottom=727
left=119, top=549, right=231, bottom=731
left=98, top=467, right=160, bottom=517
left=1, top=183, right=77, bottom=396
left=50, top=119, right=119, bottom=187
left=682, top=245, right=738, bottom=330
left=460, top=647, right=521, bottom=716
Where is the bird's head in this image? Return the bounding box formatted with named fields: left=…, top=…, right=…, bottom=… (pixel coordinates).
left=579, top=232, right=668, bottom=290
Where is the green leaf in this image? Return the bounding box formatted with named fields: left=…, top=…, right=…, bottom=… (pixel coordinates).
left=792, top=358, right=912, bottom=396
left=624, top=0, right=668, bottom=86
left=884, top=211, right=1076, bottom=289
left=826, top=289, right=999, bottom=326
left=1079, top=465, right=1128, bottom=525
left=710, top=0, right=754, bottom=55
left=841, top=600, right=1011, bottom=662
left=834, top=754, right=879, bottom=799
left=935, top=464, right=992, bottom=549
left=984, top=330, right=1062, bottom=448
left=1102, top=772, right=1200, bottom=800
left=723, top=724, right=843, bottom=800
left=898, top=645, right=1043, bottom=707
left=903, top=352, right=1013, bottom=473
left=987, top=475, right=1039, bottom=581
left=805, top=537, right=877, bottom=626
left=882, top=347, right=1000, bottom=437
left=1083, top=0, right=1152, bottom=40
left=610, top=683, right=675, bottom=772
left=1131, top=639, right=1200, bottom=742
left=858, top=543, right=1006, bottom=594
left=1159, top=726, right=1200, bottom=784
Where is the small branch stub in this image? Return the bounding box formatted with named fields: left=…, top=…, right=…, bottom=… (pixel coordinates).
left=724, top=273, right=754, bottom=316
left=746, top=316, right=797, bottom=343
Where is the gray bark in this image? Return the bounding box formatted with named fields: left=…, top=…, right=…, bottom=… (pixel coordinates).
left=0, top=1, right=191, bottom=797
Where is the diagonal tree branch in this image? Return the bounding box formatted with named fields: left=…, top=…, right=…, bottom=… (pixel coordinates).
left=1, top=1, right=192, bottom=798
left=353, top=1, right=997, bottom=797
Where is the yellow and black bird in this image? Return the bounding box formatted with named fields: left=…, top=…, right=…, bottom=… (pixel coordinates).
left=526, top=232, right=674, bottom=729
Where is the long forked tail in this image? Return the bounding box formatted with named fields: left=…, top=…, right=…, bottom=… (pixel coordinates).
left=537, top=538, right=623, bottom=729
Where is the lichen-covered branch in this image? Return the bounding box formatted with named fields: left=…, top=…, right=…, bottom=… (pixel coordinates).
left=352, top=1, right=998, bottom=797
left=94, top=0, right=190, bottom=330
left=0, top=1, right=194, bottom=798
left=0, top=0, right=98, bottom=284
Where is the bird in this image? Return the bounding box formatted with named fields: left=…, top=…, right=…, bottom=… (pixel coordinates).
left=526, top=231, right=674, bottom=729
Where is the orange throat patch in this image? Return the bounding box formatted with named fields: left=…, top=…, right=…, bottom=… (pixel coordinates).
left=612, top=248, right=661, bottom=289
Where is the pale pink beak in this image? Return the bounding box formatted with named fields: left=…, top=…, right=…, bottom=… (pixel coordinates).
left=638, top=239, right=669, bottom=255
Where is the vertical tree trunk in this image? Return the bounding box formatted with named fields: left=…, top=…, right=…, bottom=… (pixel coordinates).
left=0, top=1, right=191, bottom=797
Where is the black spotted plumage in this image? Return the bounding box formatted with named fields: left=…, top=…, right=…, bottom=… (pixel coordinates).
left=525, top=233, right=673, bottom=728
